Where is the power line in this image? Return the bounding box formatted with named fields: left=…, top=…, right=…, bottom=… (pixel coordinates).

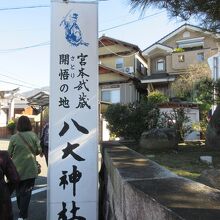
left=0, top=79, right=37, bottom=89
left=0, top=5, right=49, bottom=11
left=99, top=10, right=166, bottom=32
left=0, top=71, right=40, bottom=88
left=0, top=1, right=107, bottom=11
left=0, top=42, right=50, bottom=53
left=0, top=10, right=165, bottom=53
left=99, top=40, right=140, bottom=57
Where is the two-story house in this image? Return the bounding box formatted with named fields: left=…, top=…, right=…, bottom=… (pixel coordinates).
left=98, top=35, right=148, bottom=140
left=99, top=35, right=148, bottom=105
left=141, top=24, right=220, bottom=97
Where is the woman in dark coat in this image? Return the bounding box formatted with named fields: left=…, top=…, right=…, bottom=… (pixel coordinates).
left=0, top=150, right=19, bottom=220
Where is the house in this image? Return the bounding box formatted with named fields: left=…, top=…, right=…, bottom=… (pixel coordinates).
left=98, top=35, right=148, bottom=140
left=99, top=35, right=148, bottom=104
left=141, top=24, right=220, bottom=97
left=0, top=87, right=51, bottom=138
left=0, top=88, right=36, bottom=137
left=0, top=88, right=32, bottom=126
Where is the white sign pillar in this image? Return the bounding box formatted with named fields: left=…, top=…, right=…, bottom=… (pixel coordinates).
left=48, top=1, right=98, bottom=219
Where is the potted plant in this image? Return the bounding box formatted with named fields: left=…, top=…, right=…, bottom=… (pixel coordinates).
left=7, top=119, right=16, bottom=135
left=173, top=48, right=185, bottom=53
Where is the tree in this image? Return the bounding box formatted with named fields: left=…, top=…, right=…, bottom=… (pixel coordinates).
left=171, top=63, right=211, bottom=101
left=194, top=78, right=220, bottom=105
left=104, top=103, right=130, bottom=139
left=129, top=0, right=220, bottom=31
left=104, top=98, right=160, bottom=141
left=158, top=107, right=192, bottom=142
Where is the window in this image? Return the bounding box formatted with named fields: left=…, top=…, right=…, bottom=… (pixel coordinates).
left=101, top=88, right=120, bottom=103
left=197, top=52, right=204, bottom=62
left=136, top=60, right=146, bottom=75
left=176, top=37, right=204, bottom=51
left=115, top=58, right=124, bottom=69
left=178, top=55, right=184, bottom=62
left=156, top=59, right=165, bottom=71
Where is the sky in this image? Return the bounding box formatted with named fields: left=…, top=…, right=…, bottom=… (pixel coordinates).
left=0, top=0, right=197, bottom=93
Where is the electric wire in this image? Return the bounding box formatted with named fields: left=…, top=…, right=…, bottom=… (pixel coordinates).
left=99, top=10, right=165, bottom=32
left=0, top=79, right=37, bottom=89
left=0, top=11, right=165, bottom=53
left=0, top=3, right=164, bottom=89
left=0, top=5, right=49, bottom=11
left=0, top=71, right=41, bottom=88
left=99, top=40, right=140, bottom=57
left=0, top=42, right=50, bottom=53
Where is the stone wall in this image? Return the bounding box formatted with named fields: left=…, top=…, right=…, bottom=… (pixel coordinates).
left=100, top=142, right=220, bottom=220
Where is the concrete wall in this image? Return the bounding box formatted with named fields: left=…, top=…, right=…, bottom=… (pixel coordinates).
left=100, top=142, right=220, bottom=220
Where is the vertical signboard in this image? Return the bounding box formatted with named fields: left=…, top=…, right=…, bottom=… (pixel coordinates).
left=49, top=1, right=98, bottom=219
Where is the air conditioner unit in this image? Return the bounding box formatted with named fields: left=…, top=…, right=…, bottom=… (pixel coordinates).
left=124, top=66, right=134, bottom=74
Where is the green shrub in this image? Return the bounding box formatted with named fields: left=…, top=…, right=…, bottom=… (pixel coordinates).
left=7, top=119, right=16, bottom=134
left=104, top=98, right=159, bottom=141
left=104, top=103, right=129, bottom=139
left=173, top=48, right=185, bottom=53
left=148, top=90, right=168, bottom=104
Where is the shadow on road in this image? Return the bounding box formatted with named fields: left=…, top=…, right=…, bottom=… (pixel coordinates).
left=12, top=176, right=47, bottom=220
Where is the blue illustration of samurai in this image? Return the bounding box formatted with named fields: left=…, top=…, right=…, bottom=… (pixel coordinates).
left=60, top=11, right=89, bottom=47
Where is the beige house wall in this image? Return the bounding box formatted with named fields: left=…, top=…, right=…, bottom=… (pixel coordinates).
left=99, top=73, right=128, bottom=83
left=166, top=55, right=173, bottom=74
left=148, top=29, right=220, bottom=75
left=150, top=55, right=167, bottom=73
left=163, top=30, right=219, bottom=49
left=99, top=42, right=136, bottom=71
left=99, top=44, right=131, bottom=56
left=100, top=56, right=135, bottom=70
left=99, top=41, right=138, bottom=103
left=170, top=48, right=217, bottom=71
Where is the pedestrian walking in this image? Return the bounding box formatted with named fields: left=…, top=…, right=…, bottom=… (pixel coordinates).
left=0, top=150, right=20, bottom=220
left=8, top=115, right=42, bottom=220
left=40, top=122, right=49, bottom=166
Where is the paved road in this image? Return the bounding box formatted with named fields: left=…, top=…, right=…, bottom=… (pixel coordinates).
left=0, top=139, right=47, bottom=220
